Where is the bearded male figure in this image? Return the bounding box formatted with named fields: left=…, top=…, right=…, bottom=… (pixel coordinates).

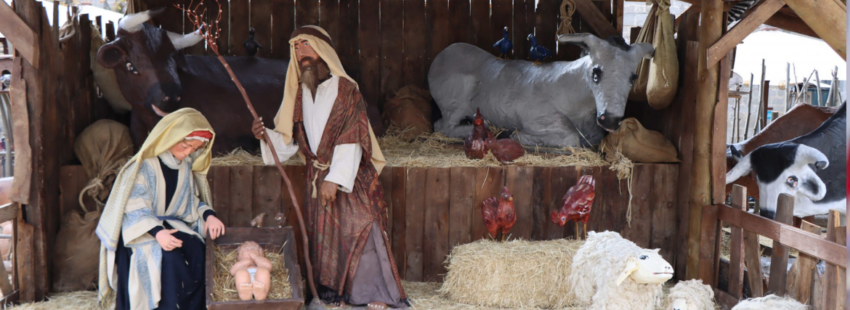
left=252, top=26, right=408, bottom=309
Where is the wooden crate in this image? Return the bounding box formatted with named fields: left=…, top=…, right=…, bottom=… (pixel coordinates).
left=205, top=227, right=304, bottom=310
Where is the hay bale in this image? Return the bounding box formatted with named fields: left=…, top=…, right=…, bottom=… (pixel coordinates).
left=383, top=86, right=433, bottom=141
left=439, top=239, right=583, bottom=309
left=5, top=291, right=104, bottom=310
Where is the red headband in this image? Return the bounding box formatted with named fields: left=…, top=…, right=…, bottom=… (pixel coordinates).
left=186, top=131, right=213, bottom=140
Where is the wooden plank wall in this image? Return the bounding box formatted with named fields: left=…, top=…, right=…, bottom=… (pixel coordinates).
left=61, top=163, right=679, bottom=282
left=147, top=0, right=619, bottom=111
left=7, top=0, right=119, bottom=300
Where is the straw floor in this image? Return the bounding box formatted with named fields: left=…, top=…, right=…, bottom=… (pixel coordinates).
left=5, top=280, right=690, bottom=310
left=210, top=127, right=634, bottom=180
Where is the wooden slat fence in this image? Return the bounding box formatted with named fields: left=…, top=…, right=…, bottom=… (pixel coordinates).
left=701, top=185, right=847, bottom=310
left=148, top=0, right=619, bottom=111
left=61, top=163, right=678, bottom=282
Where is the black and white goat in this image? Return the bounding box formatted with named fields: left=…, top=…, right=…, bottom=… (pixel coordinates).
left=726, top=103, right=846, bottom=220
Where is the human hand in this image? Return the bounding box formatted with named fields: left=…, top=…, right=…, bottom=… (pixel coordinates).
left=206, top=215, right=225, bottom=240
left=252, top=117, right=266, bottom=141
left=156, top=229, right=183, bottom=251
left=320, top=181, right=338, bottom=206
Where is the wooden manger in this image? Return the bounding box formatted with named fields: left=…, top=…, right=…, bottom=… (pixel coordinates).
left=205, top=227, right=304, bottom=310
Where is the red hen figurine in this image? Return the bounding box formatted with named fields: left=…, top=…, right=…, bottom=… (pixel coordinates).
left=464, top=108, right=494, bottom=159
left=488, top=137, right=525, bottom=164
left=481, top=187, right=517, bottom=242
left=550, top=175, right=596, bottom=239
left=482, top=197, right=499, bottom=240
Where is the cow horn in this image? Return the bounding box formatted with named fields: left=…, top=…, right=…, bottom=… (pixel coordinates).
left=167, top=28, right=204, bottom=50
left=118, top=8, right=165, bottom=33
left=795, top=144, right=829, bottom=170
left=557, top=33, right=602, bottom=53
left=725, top=155, right=752, bottom=185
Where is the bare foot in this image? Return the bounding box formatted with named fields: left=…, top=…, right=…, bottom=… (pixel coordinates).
left=367, top=302, right=387, bottom=310
left=234, top=269, right=253, bottom=300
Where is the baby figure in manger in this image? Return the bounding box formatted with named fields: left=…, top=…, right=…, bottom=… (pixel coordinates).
left=230, top=241, right=273, bottom=300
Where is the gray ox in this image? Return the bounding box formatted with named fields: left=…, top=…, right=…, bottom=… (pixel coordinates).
left=428, top=33, right=654, bottom=147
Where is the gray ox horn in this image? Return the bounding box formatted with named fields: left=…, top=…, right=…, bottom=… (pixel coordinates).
left=557, top=33, right=603, bottom=53
left=795, top=144, right=829, bottom=170
left=168, top=27, right=204, bottom=50
left=118, top=7, right=165, bottom=33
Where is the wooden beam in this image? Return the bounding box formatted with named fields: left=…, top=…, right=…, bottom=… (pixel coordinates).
left=698, top=203, right=719, bottom=284
left=688, top=0, right=723, bottom=280
left=763, top=11, right=818, bottom=38
left=781, top=0, right=846, bottom=59
left=0, top=0, right=38, bottom=68
left=0, top=203, right=17, bottom=224
left=706, top=0, right=786, bottom=69
left=573, top=0, right=619, bottom=39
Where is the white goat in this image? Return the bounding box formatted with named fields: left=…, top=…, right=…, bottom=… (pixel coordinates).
left=569, top=231, right=674, bottom=310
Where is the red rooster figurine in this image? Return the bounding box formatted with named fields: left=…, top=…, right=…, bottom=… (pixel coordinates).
left=464, top=108, right=494, bottom=159
left=481, top=187, right=517, bottom=241
left=551, top=175, right=596, bottom=239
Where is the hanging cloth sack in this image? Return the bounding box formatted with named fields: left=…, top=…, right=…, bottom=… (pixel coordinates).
left=51, top=119, right=134, bottom=292
left=600, top=118, right=678, bottom=163
left=628, top=4, right=658, bottom=102
left=646, top=0, right=679, bottom=109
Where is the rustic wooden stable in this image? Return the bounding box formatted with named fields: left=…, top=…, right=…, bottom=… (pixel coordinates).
left=0, top=0, right=846, bottom=307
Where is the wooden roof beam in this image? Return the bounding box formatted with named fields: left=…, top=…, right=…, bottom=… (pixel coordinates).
left=574, top=0, right=620, bottom=39
left=763, top=11, right=818, bottom=38
left=778, top=0, right=846, bottom=59
left=706, top=0, right=786, bottom=68
left=0, top=0, right=38, bottom=68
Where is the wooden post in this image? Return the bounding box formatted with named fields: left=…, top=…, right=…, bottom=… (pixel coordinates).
left=728, top=185, right=746, bottom=298
left=760, top=80, right=770, bottom=130
left=711, top=52, right=732, bottom=204
left=744, top=73, right=754, bottom=140
left=786, top=220, right=820, bottom=303
left=825, top=210, right=844, bottom=310
left=688, top=0, right=723, bottom=280
left=744, top=223, right=765, bottom=297
left=767, top=193, right=794, bottom=295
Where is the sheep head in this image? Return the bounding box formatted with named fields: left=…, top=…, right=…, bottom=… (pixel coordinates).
left=671, top=298, right=687, bottom=310
left=615, top=249, right=673, bottom=286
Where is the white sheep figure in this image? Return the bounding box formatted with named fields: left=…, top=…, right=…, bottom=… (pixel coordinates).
left=731, top=295, right=809, bottom=310
left=664, top=279, right=715, bottom=310
left=569, top=231, right=674, bottom=310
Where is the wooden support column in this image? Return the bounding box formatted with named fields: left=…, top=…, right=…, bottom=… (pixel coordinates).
left=781, top=0, right=846, bottom=59
left=688, top=0, right=723, bottom=281
left=710, top=51, right=731, bottom=204
left=825, top=210, right=845, bottom=310
left=728, top=186, right=746, bottom=298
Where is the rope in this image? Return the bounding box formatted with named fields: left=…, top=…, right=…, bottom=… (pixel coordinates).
left=78, top=159, right=126, bottom=213
left=310, top=161, right=331, bottom=199
left=557, top=0, right=577, bottom=36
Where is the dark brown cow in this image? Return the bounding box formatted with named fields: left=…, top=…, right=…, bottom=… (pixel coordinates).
left=97, top=9, right=288, bottom=154
left=725, top=104, right=837, bottom=200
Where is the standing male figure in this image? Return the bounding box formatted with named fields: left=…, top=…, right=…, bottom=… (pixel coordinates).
left=252, top=25, right=408, bottom=309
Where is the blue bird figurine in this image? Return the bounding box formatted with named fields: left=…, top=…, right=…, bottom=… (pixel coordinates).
left=528, top=34, right=552, bottom=65
left=493, top=26, right=513, bottom=59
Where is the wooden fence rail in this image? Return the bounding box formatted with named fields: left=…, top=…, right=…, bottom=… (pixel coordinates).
left=700, top=185, right=847, bottom=310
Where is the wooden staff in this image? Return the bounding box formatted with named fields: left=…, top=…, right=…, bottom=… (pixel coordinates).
left=177, top=1, right=320, bottom=300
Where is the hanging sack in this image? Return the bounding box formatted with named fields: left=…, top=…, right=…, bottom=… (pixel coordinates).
left=646, top=0, right=679, bottom=109
left=382, top=86, right=433, bottom=142
left=628, top=4, right=658, bottom=102
left=600, top=118, right=678, bottom=163
left=51, top=120, right=134, bottom=292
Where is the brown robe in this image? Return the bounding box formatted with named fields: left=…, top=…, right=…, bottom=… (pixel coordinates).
left=292, top=78, right=407, bottom=305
